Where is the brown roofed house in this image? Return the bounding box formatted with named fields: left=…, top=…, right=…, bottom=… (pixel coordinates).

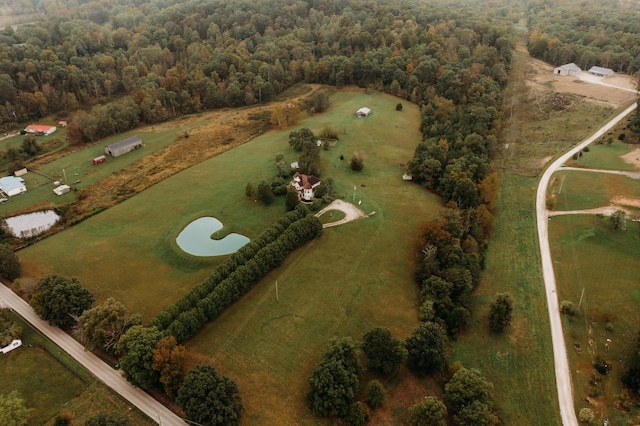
left=290, top=172, right=321, bottom=202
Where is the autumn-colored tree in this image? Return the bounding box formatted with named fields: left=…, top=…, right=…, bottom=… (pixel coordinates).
left=477, top=173, right=499, bottom=212
left=152, top=335, right=186, bottom=397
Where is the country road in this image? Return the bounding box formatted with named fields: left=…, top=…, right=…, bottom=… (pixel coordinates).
left=0, top=282, right=187, bottom=426
left=536, top=101, right=638, bottom=426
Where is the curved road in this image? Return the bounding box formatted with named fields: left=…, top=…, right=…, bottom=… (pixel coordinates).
left=536, top=101, right=638, bottom=426
left=0, top=282, right=187, bottom=426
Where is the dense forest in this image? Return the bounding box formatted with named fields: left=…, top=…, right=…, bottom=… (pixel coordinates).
left=527, top=0, right=640, bottom=71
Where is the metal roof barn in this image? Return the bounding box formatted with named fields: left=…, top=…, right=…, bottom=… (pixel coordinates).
left=104, top=136, right=143, bottom=157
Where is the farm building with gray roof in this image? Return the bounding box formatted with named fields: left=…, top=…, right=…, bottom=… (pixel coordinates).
left=105, top=136, right=143, bottom=157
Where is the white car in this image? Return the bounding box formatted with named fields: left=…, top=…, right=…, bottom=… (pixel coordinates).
left=0, top=198, right=7, bottom=204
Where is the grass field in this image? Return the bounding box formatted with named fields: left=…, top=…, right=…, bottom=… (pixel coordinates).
left=451, top=173, right=560, bottom=425
left=567, top=141, right=640, bottom=171
left=0, top=128, right=180, bottom=216
left=549, top=215, right=640, bottom=423
left=0, top=310, right=154, bottom=425
left=17, top=89, right=443, bottom=423
left=547, top=170, right=640, bottom=212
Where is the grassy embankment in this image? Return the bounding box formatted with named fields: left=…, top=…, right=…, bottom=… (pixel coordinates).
left=0, top=311, right=154, bottom=425
left=18, top=89, right=443, bottom=423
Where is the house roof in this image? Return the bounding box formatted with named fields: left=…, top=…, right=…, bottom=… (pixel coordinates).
left=293, top=172, right=320, bottom=189
left=106, top=135, right=142, bottom=151
left=0, top=176, right=26, bottom=193
left=25, top=124, right=56, bottom=132
left=557, top=63, right=581, bottom=72
left=588, top=66, right=613, bottom=75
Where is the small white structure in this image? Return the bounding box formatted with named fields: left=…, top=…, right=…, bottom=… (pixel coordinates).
left=0, top=176, right=26, bottom=197
left=402, top=173, right=413, bottom=181
left=14, top=168, right=27, bottom=177
left=25, top=124, right=56, bottom=135
left=0, top=339, right=22, bottom=354
left=290, top=161, right=299, bottom=169
left=290, top=172, right=321, bottom=202
left=588, top=66, right=614, bottom=77
left=553, top=63, right=581, bottom=76
left=356, top=107, right=371, bottom=118
left=53, top=184, right=70, bottom=196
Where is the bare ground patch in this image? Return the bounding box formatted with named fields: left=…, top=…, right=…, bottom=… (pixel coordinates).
left=611, top=196, right=640, bottom=209
left=620, top=148, right=640, bottom=168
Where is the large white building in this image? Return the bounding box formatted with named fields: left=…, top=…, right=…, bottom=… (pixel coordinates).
left=553, top=63, right=582, bottom=76
left=0, top=176, right=26, bottom=197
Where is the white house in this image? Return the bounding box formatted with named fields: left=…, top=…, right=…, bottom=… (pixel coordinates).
left=588, top=66, right=614, bottom=77
left=0, top=176, right=27, bottom=197
left=356, top=107, right=371, bottom=118
left=553, top=63, right=581, bottom=76
left=290, top=172, right=321, bottom=202
left=25, top=124, right=57, bottom=135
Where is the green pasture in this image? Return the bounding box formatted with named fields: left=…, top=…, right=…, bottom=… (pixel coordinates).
left=451, top=173, right=560, bottom=425
left=0, top=311, right=153, bottom=425
left=0, top=128, right=179, bottom=216
left=568, top=141, right=640, bottom=171
left=549, top=215, right=640, bottom=423
left=18, top=88, right=441, bottom=423
left=547, top=170, right=640, bottom=212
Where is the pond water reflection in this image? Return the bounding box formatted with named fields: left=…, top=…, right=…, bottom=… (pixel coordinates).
left=176, top=217, right=249, bottom=257
left=4, top=210, right=61, bottom=238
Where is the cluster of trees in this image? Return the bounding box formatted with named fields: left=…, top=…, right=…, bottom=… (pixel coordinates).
left=307, top=329, right=497, bottom=425
left=29, top=274, right=95, bottom=328
left=527, top=0, right=640, bottom=72
left=0, top=309, right=23, bottom=347
left=0, top=0, right=514, bottom=144
left=0, top=243, right=21, bottom=281
left=289, top=127, right=321, bottom=177
left=147, top=205, right=322, bottom=342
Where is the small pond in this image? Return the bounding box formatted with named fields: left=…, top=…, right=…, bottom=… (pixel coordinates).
left=176, top=217, right=250, bottom=257
left=4, top=210, right=61, bottom=238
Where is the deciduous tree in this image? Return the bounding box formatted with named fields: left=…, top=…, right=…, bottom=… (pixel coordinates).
left=0, top=391, right=32, bottom=426
left=362, top=327, right=407, bottom=375
left=84, top=412, right=131, bottom=426
left=75, top=297, right=141, bottom=353
left=0, top=244, right=21, bottom=281
left=488, top=293, right=513, bottom=333
left=151, top=335, right=185, bottom=398
left=407, top=396, right=447, bottom=426
left=405, top=322, right=448, bottom=376
left=176, top=365, right=243, bottom=426
left=30, top=274, right=94, bottom=328
left=116, top=326, right=162, bottom=390
left=444, top=368, right=494, bottom=414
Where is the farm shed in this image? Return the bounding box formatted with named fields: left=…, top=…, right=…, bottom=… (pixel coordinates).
left=93, top=155, right=106, bottom=165
left=25, top=124, right=56, bottom=135
left=588, top=66, right=614, bottom=77
left=105, top=136, right=143, bottom=157
left=290, top=172, right=321, bottom=202
left=53, top=184, right=70, bottom=196
left=356, top=107, right=371, bottom=118
left=553, top=63, right=581, bottom=76
left=0, top=176, right=26, bottom=197
left=14, top=168, right=27, bottom=177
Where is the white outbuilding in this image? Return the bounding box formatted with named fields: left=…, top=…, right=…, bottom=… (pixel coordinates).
left=553, top=63, right=582, bottom=76
left=356, top=107, right=371, bottom=118
left=588, top=66, right=614, bottom=77
left=0, top=176, right=26, bottom=197
left=53, top=184, right=71, bottom=196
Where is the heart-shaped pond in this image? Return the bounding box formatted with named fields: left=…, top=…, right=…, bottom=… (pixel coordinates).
left=176, top=217, right=250, bottom=257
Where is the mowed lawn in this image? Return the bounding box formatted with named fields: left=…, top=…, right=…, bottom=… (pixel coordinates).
left=572, top=141, right=640, bottom=172
left=549, top=215, right=640, bottom=423
left=18, top=89, right=442, bottom=423
left=451, top=174, right=560, bottom=425
left=547, top=170, right=640, bottom=212
left=0, top=312, right=154, bottom=425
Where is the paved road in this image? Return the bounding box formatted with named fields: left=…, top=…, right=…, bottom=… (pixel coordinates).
left=536, top=102, right=638, bottom=426
left=0, top=283, right=187, bottom=426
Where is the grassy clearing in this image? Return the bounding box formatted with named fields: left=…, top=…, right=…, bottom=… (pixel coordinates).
left=547, top=170, right=640, bottom=211
left=495, top=36, right=629, bottom=177
left=549, top=215, right=640, bottom=424
left=451, top=174, right=560, bottom=425
left=0, top=310, right=154, bottom=425
left=18, top=88, right=441, bottom=423
left=566, top=141, right=640, bottom=171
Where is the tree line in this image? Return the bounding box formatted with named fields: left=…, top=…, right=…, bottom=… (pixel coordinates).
left=526, top=0, right=640, bottom=71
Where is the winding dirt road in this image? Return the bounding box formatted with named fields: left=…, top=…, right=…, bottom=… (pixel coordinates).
left=536, top=102, right=638, bottom=426
left=0, top=282, right=186, bottom=426
left=315, top=199, right=368, bottom=227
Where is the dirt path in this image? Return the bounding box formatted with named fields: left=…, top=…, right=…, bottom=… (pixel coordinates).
left=315, top=199, right=368, bottom=228
left=560, top=166, right=640, bottom=180
left=0, top=282, right=187, bottom=426
left=536, top=102, right=638, bottom=426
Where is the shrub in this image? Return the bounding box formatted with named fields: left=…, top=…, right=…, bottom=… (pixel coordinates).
left=350, top=154, right=364, bottom=171
left=396, top=102, right=403, bottom=111
left=365, top=380, right=386, bottom=410
left=578, top=407, right=594, bottom=423
left=560, top=300, right=577, bottom=316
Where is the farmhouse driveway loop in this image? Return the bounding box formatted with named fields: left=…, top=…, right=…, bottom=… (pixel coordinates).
left=536, top=101, right=638, bottom=426
left=0, top=282, right=187, bottom=426
left=315, top=199, right=367, bottom=227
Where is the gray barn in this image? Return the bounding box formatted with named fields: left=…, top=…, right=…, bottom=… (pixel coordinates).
left=105, top=136, right=143, bottom=157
